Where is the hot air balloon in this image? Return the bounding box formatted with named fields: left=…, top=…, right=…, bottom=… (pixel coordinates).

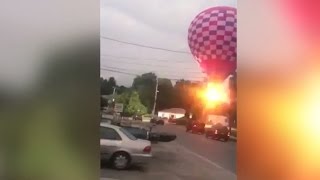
left=188, top=6, right=237, bottom=82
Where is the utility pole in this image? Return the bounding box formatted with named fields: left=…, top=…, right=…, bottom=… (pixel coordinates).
left=112, top=87, right=116, bottom=96
left=112, top=86, right=116, bottom=113
left=151, top=77, right=159, bottom=116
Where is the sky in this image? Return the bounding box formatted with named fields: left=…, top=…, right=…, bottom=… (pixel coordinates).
left=100, top=0, right=237, bottom=87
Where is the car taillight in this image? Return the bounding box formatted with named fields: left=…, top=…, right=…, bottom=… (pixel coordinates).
left=143, top=146, right=151, bottom=153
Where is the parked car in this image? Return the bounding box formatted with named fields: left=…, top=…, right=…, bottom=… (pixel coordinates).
left=121, top=126, right=176, bottom=142
left=205, top=123, right=230, bottom=142
left=121, top=126, right=149, bottom=140
left=132, top=115, right=142, bottom=121
left=100, top=123, right=152, bottom=170
left=156, top=119, right=165, bottom=125
left=168, top=118, right=176, bottom=124
left=186, top=121, right=205, bottom=134
left=150, top=117, right=165, bottom=125
left=204, top=115, right=230, bottom=142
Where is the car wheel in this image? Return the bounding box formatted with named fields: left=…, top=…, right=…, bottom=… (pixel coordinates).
left=223, top=136, right=229, bottom=142
left=111, top=152, right=131, bottom=170
left=205, top=133, right=210, bottom=138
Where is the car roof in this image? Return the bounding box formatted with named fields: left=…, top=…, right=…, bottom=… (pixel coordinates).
left=100, top=122, right=121, bottom=130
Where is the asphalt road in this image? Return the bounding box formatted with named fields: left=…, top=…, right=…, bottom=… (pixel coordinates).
left=155, top=124, right=236, bottom=173
left=101, top=124, right=236, bottom=180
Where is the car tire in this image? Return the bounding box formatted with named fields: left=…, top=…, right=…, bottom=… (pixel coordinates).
left=205, top=132, right=211, bottom=138
left=223, top=136, right=229, bottom=142
left=111, top=152, right=131, bottom=170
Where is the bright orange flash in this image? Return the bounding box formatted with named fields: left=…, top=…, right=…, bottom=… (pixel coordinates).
left=202, top=82, right=229, bottom=107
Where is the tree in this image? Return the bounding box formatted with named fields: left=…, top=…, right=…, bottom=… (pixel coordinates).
left=171, top=80, right=204, bottom=118
left=115, top=90, right=131, bottom=114
left=172, top=80, right=193, bottom=109
left=156, top=78, right=174, bottom=111
left=116, top=85, right=128, bottom=95
left=132, top=72, right=157, bottom=113
left=100, top=77, right=117, bottom=95
left=106, top=77, right=116, bottom=94
left=100, top=96, right=108, bottom=109
left=100, top=77, right=109, bottom=95
left=125, top=91, right=147, bottom=116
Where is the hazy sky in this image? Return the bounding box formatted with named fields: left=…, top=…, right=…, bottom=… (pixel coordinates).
left=100, top=0, right=237, bottom=87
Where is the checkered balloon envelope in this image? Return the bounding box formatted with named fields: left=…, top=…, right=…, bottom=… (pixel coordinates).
left=188, top=6, right=237, bottom=80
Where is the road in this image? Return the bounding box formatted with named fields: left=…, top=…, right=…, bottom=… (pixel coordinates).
left=158, top=124, right=236, bottom=173
left=101, top=124, right=236, bottom=180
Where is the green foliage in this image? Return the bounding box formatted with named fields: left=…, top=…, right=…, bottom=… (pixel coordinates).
left=115, top=90, right=147, bottom=116
left=116, top=85, right=127, bottom=94
left=132, top=72, right=157, bottom=113
left=156, top=78, right=175, bottom=111
left=125, top=91, right=147, bottom=116
left=100, top=77, right=109, bottom=95
left=100, top=77, right=116, bottom=95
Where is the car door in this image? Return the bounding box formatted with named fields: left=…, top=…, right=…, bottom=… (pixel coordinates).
left=100, top=126, right=122, bottom=159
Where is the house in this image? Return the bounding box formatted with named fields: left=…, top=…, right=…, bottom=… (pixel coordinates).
left=157, top=108, right=186, bottom=119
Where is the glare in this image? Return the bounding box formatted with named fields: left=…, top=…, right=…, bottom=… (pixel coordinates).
left=304, top=87, right=320, bottom=141
left=203, top=82, right=229, bottom=106
left=295, top=72, right=320, bottom=166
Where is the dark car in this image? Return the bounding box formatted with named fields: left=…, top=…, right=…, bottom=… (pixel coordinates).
left=132, top=115, right=142, bottom=121
left=156, top=119, right=164, bottom=125
left=121, top=126, right=176, bottom=142
left=205, top=123, right=230, bottom=142
left=186, top=121, right=205, bottom=134
left=150, top=117, right=165, bottom=125
left=121, top=126, right=149, bottom=140
left=168, top=117, right=178, bottom=124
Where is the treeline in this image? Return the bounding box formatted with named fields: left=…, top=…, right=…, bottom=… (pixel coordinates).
left=101, top=72, right=237, bottom=127
left=100, top=72, right=204, bottom=116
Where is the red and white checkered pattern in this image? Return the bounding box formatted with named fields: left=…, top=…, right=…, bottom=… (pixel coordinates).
left=188, top=6, right=237, bottom=78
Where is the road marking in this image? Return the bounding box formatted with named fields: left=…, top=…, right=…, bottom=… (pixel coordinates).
left=174, top=141, right=236, bottom=176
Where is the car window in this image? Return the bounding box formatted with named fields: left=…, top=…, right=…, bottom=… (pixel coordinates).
left=120, top=128, right=137, bottom=140
left=100, top=127, right=122, bottom=140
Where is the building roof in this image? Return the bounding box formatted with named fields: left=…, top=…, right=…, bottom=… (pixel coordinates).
left=158, top=108, right=186, bottom=114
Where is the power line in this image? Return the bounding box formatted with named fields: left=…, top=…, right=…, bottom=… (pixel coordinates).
left=101, top=56, right=197, bottom=69
left=101, top=54, right=187, bottom=63
left=100, top=36, right=191, bottom=54
left=100, top=68, right=204, bottom=82
left=100, top=68, right=138, bottom=76
left=101, top=65, right=204, bottom=75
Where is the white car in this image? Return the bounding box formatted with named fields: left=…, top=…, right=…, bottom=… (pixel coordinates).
left=100, top=123, right=152, bottom=170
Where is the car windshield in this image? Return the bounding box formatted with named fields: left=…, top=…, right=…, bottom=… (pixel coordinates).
left=120, top=127, right=137, bottom=140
